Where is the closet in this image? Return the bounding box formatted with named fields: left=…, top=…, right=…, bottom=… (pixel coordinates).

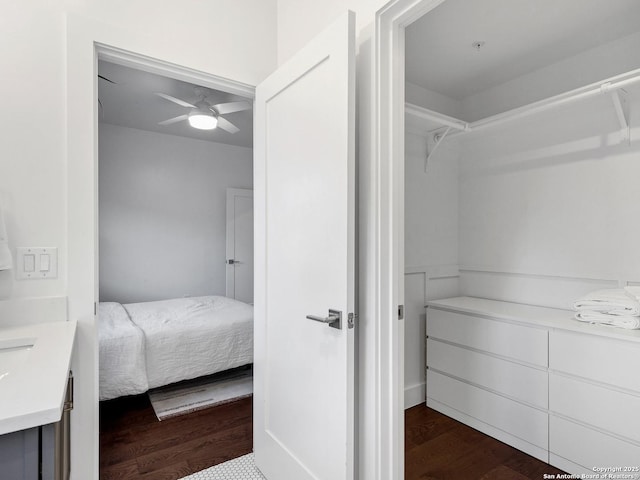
left=403, top=0, right=640, bottom=476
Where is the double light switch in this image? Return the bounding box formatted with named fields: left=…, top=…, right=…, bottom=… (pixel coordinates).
left=16, top=247, right=58, bottom=279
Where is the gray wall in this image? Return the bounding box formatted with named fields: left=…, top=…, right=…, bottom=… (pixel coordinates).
left=99, top=123, right=253, bottom=303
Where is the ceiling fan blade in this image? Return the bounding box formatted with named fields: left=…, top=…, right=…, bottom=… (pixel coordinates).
left=212, top=101, right=251, bottom=115
left=98, top=74, right=117, bottom=84
left=158, top=114, right=189, bottom=126
left=216, top=116, right=240, bottom=134
left=155, top=92, right=196, bottom=108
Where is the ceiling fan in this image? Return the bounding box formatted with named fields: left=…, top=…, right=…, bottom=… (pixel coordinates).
left=155, top=88, right=251, bottom=133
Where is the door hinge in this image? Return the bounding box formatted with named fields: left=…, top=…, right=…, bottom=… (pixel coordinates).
left=347, top=312, right=357, bottom=329
left=398, top=304, right=404, bottom=320
left=94, top=302, right=97, bottom=315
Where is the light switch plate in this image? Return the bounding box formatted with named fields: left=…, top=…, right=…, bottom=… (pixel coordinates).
left=16, top=247, right=58, bottom=280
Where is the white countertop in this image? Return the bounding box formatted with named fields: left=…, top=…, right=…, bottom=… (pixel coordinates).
left=0, top=320, right=76, bottom=435
left=427, top=296, right=640, bottom=344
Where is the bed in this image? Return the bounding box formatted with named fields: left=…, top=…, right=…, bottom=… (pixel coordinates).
left=97, top=295, right=253, bottom=400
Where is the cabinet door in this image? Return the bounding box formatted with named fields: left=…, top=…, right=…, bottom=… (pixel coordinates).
left=0, top=427, right=39, bottom=480
left=550, top=415, right=640, bottom=473
left=428, top=308, right=548, bottom=366
left=550, top=330, right=640, bottom=392
left=550, top=373, right=640, bottom=443
left=427, top=339, right=548, bottom=408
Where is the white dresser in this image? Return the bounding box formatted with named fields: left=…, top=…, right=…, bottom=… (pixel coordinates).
left=426, top=297, right=640, bottom=477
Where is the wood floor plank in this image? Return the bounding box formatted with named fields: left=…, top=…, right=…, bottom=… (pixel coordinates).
left=135, top=423, right=252, bottom=474
left=405, top=404, right=568, bottom=480
left=100, top=395, right=253, bottom=479
left=100, top=395, right=569, bottom=480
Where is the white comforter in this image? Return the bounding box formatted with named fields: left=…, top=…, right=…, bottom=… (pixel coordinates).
left=97, top=296, right=254, bottom=400
left=97, top=302, right=148, bottom=400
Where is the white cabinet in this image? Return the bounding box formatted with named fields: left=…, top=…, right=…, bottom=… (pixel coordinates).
left=426, top=297, right=640, bottom=479
left=549, top=331, right=640, bottom=476
left=426, top=303, right=549, bottom=461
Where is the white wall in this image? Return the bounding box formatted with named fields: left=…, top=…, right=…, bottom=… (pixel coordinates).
left=277, top=0, right=389, bottom=64
left=99, top=124, right=252, bottom=304
left=458, top=93, right=640, bottom=309
left=455, top=31, right=640, bottom=310
left=404, top=130, right=459, bottom=408
left=406, top=81, right=461, bottom=118
left=0, top=0, right=275, bottom=304
left=0, top=3, right=276, bottom=479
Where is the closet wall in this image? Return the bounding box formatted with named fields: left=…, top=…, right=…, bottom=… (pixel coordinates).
left=405, top=20, right=640, bottom=407
left=404, top=82, right=461, bottom=407
left=457, top=31, right=640, bottom=309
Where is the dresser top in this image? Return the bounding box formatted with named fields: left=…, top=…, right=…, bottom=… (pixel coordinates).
left=427, top=296, right=640, bottom=343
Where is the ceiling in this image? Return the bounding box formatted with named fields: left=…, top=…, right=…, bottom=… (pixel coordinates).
left=405, top=0, right=640, bottom=100
left=98, top=61, right=253, bottom=148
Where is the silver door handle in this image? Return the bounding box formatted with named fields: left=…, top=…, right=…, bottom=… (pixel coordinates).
left=306, top=309, right=342, bottom=330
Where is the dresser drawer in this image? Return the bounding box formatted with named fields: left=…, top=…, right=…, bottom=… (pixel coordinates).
left=427, top=370, right=548, bottom=449
left=549, top=373, right=640, bottom=443
left=550, top=330, right=640, bottom=392
left=427, top=308, right=548, bottom=366
left=427, top=339, right=548, bottom=408
left=550, top=415, right=640, bottom=474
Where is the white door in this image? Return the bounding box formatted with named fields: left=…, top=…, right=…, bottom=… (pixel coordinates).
left=253, top=10, right=356, bottom=480
left=226, top=188, right=254, bottom=304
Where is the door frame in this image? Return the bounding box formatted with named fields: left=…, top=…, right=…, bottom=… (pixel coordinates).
left=225, top=188, right=254, bottom=302
left=64, top=2, right=444, bottom=477
left=66, top=14, right=255, bottom=479
left=370, top=1, right=448, bottom=478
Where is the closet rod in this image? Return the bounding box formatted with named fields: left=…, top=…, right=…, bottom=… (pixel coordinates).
left=468, top=68, right=640, bottom=133
left=405, top=103, right=469, bottom=131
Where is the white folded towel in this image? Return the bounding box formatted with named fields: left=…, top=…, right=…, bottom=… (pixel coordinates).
left=573, top=289, right=640, bottom=316
left=575, top=311, right=640, bottom=330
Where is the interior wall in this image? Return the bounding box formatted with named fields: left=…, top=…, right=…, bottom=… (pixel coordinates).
left=0, top=3, right=276, bottom=480
left=458, top=93, right=640, bottom=310
left=406, top=81, right=461, bottom=118
left=0, top=0, right=275, bottom=305
left=99, top=124, right=252, bottom=304
left=404, top=129, right=460, bottom=408
left=276, top=0, right=390, bottom=64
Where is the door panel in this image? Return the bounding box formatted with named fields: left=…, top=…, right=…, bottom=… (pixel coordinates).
left=226, top=188, right=254, bottom=304
left=253, top=11, right=355, bottom=480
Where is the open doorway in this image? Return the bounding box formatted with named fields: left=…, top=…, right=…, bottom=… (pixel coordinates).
left=394, top=0, right=640, bottom=478
left=96, top=59, right=256, bottom=479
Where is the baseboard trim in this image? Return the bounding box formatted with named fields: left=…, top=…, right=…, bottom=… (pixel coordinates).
left=426, top=397, right=548, bottom=463
left=404, top=382, right=425, bottom=409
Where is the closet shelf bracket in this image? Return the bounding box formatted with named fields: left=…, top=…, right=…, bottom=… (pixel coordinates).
left=609, top=89, right=630, bottom=144
left=425, top=126, right=451, bottom=171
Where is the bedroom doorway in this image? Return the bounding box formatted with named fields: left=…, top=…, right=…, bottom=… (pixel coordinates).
left=226, top=188, right=254, bottom=304
left=96, top=55, right=257, bottom=479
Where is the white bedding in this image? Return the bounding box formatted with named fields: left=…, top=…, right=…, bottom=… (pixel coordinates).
left=97, top=302, right=149, bottom=400
left=97, top=296, right=254, bottom=399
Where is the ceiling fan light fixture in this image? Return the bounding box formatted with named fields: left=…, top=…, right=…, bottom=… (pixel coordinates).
left=188, top=111, right=218, bottom=130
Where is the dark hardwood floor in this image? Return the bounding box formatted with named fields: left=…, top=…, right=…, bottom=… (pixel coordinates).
left=406, top=404, right=566, bottom=480
left=100, top=397, right=566, bottom=479
left=99, top=395, right=253, bottom=479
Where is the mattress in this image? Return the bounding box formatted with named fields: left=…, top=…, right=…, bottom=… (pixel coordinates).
left=97, top=302, right=149, bottom=400
left=97, top=296, right=254, bottom=399
left=124, top=296, right=254, bottom=389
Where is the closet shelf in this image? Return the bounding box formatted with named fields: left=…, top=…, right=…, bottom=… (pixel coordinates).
left=407, top=65, right=640, bottom=155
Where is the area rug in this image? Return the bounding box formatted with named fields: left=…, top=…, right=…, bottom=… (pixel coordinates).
left=148, top=367, right=253, bottom=420
left=179, top=453, right=265, bottom=480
